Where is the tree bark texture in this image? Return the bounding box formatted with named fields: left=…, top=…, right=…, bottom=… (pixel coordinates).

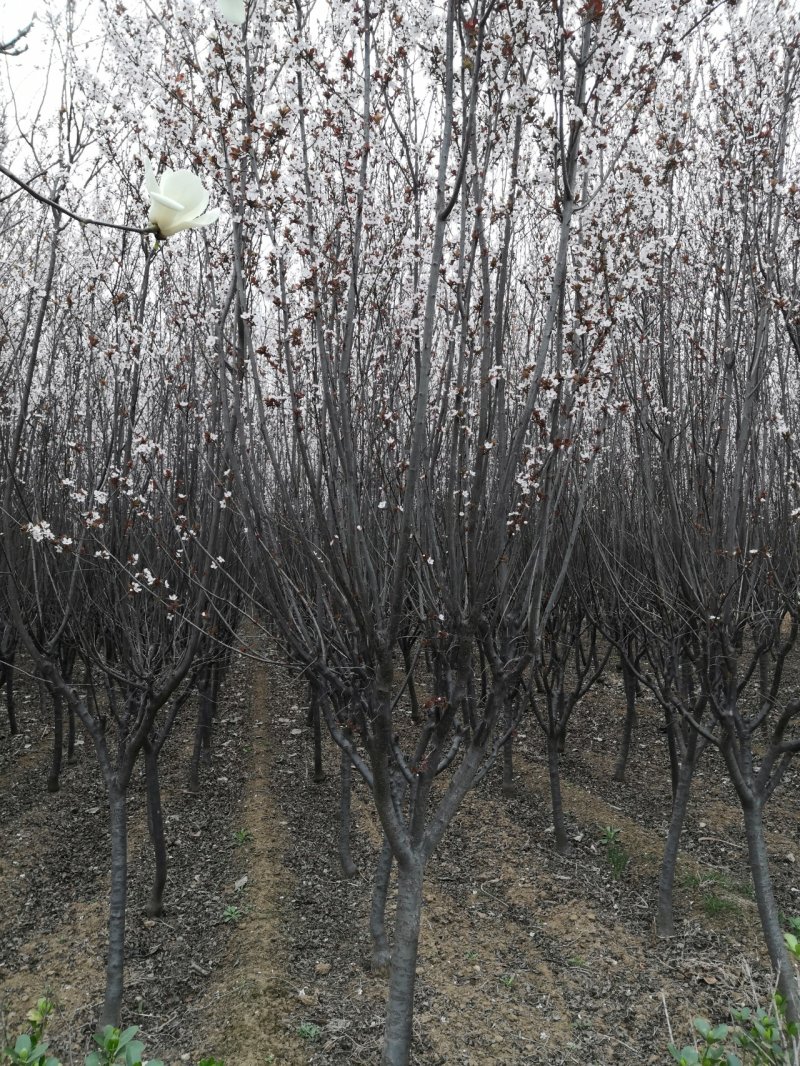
left=100, top=785, right=128, bottom=1028
left=743, top=802, right=800, bottom=1022
left=370, top=834, right=393, bottom=974
left=145, top=743, right=168, bottom=917
left=612, top=659, right=638, bottom=782
left=47, top=689, right=63, bottom=793
left=381, top=859, right=424, bottom=1066
left=657, top=754, right=695, bottom=936
left=547, top=732, right=571, bottom=856
left=338, top=747, right=358, bottom=878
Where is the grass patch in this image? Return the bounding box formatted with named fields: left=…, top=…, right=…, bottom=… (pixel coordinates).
left=702, top=892, right=740, bottom=919
left=681, top=869, right=753, bottom=900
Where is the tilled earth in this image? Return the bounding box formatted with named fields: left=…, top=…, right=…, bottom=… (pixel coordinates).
left=2, top=654, right=799, bottom=1065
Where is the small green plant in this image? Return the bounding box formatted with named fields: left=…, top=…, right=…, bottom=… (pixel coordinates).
left=465, top=950, right=478, bottom=962
left=599, top=826, right=629, bottom=880
left=24, top=1001, right=55, bottom=1048
left=221, top=905, right=242, bottom=924
left=85, top=1026, right=164, bottom=1066
left=784, top=916, right=800, bottom=938
left=668, top=999, right=799, bottom=1065
left=702, top=893, right=739, bottom=920
left=232, top=828, right=252, bottom=846
left=3, top=1034, right=59, bottom=1066
left=297, top=1023, right=321, bottom=1042
left=197, top=1059, right=225, bottom=1066
left=499, top=974, right=516, bottom=989
left=668, top=1017, right=737, bottom=1065
left=2, top=1001, right=166, bottom=1066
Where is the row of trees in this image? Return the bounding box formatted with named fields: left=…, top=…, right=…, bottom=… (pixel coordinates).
left=2, top=2, right=800, bottom=1064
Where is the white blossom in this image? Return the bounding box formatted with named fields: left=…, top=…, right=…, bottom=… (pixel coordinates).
left=142, top=156, right=220, bottom=238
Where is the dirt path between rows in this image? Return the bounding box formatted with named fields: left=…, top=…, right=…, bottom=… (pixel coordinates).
left=190, top=657, right=308, bottom=1065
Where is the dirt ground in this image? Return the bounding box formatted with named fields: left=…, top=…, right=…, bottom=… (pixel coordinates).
left=1, top=653, right=799, bottom=1065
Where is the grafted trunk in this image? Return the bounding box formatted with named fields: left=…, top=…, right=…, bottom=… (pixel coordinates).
left=743, top=801, right=800, bottom=1023
left=47, top=689, right=63, bottom=793
left=338, top=747, right=358, bottom=878
left=612, top=658, right=637, bottom=782
left=100, top=784, right=128, bottom=1028
left=144, top=743, right=167, bottom=917
left=370, top=834, right=393, bottom=973
left=381, top=858, right=424, bottom=1066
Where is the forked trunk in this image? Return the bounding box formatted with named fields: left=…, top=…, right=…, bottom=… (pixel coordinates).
left=381, top=858, right=424, bottom=1066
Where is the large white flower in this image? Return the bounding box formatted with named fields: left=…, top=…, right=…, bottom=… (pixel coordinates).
left=218, top=0, right=246, bottom=25
left=142, top=156, right=220, bottom=238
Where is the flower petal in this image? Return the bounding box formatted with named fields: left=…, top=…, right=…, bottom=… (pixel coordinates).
left=141, top=154, right=158, bottom=195
left=149, top=190, right=186, bottom=211
left=167, top=208, right=221, bottom=235
left=160, top=170, right=208, bottom=220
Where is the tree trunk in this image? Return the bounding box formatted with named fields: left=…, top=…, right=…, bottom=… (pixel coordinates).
left=3, top=660, right=16, bottom=736
left=338, top=747, right=358, bottom=878
left=612, top=659, right=637, bottom=782
left=400, top=639, right=421, bottom=724
left=663, top=706, right=680, bottom=803
left=188, top=675, right=212, bottom=793
left=502, top=732, right=515, bottom=797
left=547, top=731, right=571, bottom=856
left=144, top=743, right=167, bottom=918
left=370, top=834, right=393, bottom=974
left=67, top=701, right=76, bottom=763
left=311, top=690, right=324, bottom=783
left=100, top=785, right=128, bottom=1029
left=742, top=801, right=800, bottom=1023
left=381, top=857, right=424, bottom=1066
left=47, top=689, right=63, bottom=793
left=656, top=750, right=695, bottom=936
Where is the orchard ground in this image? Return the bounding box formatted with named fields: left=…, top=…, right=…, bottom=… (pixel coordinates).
left=1, top=649, right=799, bottom=1065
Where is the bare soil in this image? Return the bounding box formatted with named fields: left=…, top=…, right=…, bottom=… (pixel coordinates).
left=2, top=656, right=799, bottom=1065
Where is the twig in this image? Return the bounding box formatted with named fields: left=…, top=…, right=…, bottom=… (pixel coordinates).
left=0, top=163, right=156, bottom=235
left=661, top=989, right=675, bottom=1046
